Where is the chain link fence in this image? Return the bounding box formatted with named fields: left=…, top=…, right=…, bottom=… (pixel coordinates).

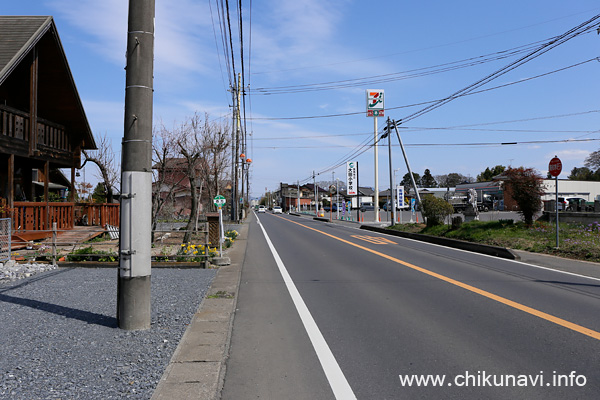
left=0, top=218, right=10, bottom=262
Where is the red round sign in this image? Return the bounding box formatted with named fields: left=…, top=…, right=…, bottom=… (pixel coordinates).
left=548, top=156, right=562, bottom=177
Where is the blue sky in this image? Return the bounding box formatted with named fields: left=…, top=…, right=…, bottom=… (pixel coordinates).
left=6, top=1, right=600, bottom=198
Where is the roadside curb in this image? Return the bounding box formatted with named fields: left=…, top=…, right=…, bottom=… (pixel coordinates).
left=151, top=219, right=249, bottom=400
left=361, top=225, right=520, bottom=260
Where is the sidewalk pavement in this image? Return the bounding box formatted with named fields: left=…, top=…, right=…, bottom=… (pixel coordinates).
left=152, top=211, right=600, bottom=399
left=151, top=219, right=249, bottom=400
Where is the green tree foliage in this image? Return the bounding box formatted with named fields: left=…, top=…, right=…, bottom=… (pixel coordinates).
left=421, top=169, right=437, bottom=188
left=92, top=183, right=107, bottom=203
left=420, top=195, right=454, bottom=227
left=401, top=172, right=421, bottom=194
left=568, top=167, right=600, bottom=181
left=477, top=165, right=506, bottom=182
left=503, top=167, right=545, bottom=226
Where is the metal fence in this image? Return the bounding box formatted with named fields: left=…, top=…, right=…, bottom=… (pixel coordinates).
left=0, top=218, right=10, bottom=262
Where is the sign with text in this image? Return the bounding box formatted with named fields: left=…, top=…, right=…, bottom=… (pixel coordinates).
left=396, top=186, right=405, bottom=208
left=366, top=89, right=384, bottom=117
left=549, top=156, right=562, bottom=177
left=347, top=161, right=358, bottom=196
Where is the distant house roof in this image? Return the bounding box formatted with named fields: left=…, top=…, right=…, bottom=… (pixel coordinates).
left=0, top=16, right=96, bottom=150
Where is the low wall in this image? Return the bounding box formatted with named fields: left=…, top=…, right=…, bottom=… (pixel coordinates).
left=542, top=211, right=600, bottom=225
left=361, top=225, right=520, bottom=260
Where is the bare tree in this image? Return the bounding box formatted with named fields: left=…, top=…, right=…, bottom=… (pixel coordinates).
left=197, top=116, right=231, bottom=210
left=176, top=117, right=205, bottom=244
left=154, top=113, right=231, bottom=244
left=81, top=132, right=119, bottom=203
left=151, top=123, right=186, bottom=242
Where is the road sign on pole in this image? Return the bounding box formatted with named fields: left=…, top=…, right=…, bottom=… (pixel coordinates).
left=548, top=156, right=562, bottom=177
left=549, top=156, right=562, bottom=249
left=213, top=195, right=226, bottom=208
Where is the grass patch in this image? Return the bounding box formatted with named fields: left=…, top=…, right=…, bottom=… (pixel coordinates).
left=388, top=220, right=600, bottom=262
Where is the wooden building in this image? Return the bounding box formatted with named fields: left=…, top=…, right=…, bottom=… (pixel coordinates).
left=0, top=16, right=98, bottom=232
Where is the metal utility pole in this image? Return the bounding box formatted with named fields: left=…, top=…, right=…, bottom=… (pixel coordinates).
left=391, top=120, right=421, bottom=208
left=118, top=0, right=155, bottom=330
left=386, top=118, right=396, bottom=225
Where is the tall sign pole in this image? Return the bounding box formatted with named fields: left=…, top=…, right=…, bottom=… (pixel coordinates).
left=118, top=0, right=155, bottom=330
left=549, top=156, right=562, bottom=248
left=367, top=90, right=384, bottom=222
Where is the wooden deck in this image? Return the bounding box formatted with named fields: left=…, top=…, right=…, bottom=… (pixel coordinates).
left=10, top=226, right=107, bottom=249
left=53, top=226, right=107, bottom=246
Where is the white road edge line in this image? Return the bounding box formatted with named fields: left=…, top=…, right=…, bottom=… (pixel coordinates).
left=256, top=216, right=357, bottom=400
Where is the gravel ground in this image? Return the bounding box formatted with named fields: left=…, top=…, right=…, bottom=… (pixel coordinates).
left=0, top=266, right=216, bottom=399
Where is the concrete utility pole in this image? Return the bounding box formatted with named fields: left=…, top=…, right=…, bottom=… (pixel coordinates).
left=230, top=83, right=237, bottom=222
left=117, top=0, right=155, bottom=330
left=237, top=74, right=243, bottom=220
left=391, top=119, right=422, bottom=208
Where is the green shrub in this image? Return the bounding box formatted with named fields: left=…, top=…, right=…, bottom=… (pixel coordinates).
left=420, top=196, right=454, bottom=227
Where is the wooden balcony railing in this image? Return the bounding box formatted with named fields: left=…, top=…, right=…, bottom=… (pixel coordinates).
left=9, top=202, right=120, bottom=232
left=80, top=203, right=120, bottom=228
left=0, top=105, right=70, bottom=152
left=12, top=202, right=74, bottom=232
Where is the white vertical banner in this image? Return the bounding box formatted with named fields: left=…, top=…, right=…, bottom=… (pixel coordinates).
left=397, top=185, right=405, bottom=208
left=347, top=161, right=358, bottom=196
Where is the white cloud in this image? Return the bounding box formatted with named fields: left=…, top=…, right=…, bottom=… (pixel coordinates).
left=546, top=148, right=590, bottom=161
left=49, top=0, right=217, bottom=77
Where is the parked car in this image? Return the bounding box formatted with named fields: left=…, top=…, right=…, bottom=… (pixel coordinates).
left=272, top=206, right=283, bottom=214
left=324, top=203, right=344, bottom=212
left=360, top=202, right=375, bottom=212
left=257, top=205, right=266, bottom=213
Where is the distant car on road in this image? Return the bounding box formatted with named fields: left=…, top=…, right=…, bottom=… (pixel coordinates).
left=272, top=206, right=283, bottom=214
left=257, top=205, right=266, bottom=213
left=360, top=202, right=375, bottom=212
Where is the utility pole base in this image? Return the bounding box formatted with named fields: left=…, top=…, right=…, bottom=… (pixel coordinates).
left=118, top=275, right=151, bottom=330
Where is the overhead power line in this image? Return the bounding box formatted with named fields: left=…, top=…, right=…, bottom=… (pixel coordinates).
left=397, top=14, right=600, bottom=124
left=249, top=58, right=598, bottom=121
left=253, top=137, right=600, bottom=149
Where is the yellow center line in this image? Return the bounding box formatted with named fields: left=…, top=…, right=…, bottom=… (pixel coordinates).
left=282, top=217, right=600, bottom=341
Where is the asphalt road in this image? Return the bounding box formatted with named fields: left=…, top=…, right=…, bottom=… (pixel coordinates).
left=343, top=209, right=522, bottom=224
left=221, top=212, right=600, bottom=399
